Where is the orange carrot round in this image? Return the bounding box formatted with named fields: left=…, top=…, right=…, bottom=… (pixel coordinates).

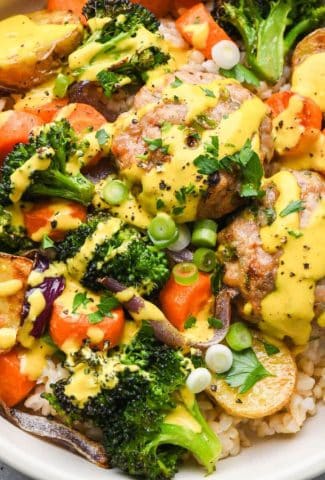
left=0, top=350, right=36, bottom=407
left=0, top=111, right=43, bottom=162
left=23, top=98, right=68, bottom=123
left=23, top=200, right=87, bottom=242
left=266, top=91, right=322, bottom=155
left=47, top=0, right=87, bottom=24
left=176, top=3, right=231, bottom=58
left=55, top=103, right=106, bottom=134
left=50, top=303, right=125, bottom=349
left=159, top=271, right=212, bottom=331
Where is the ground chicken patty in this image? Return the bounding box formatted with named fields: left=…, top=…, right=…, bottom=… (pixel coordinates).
left=112, top=70, right=273, bottom=220
left=219, top=169, right=325, bottom=327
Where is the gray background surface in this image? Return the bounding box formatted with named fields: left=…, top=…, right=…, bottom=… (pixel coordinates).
left=0, top=462, right=324, bottom=480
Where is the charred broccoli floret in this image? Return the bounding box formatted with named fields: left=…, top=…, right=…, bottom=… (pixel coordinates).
left=213, top=0, right=325, bottom=83
left=70, top=0, right=169, bottom=98
left=57, top=216, right=170, bottom=295
left=0, top=120, right=94, bottom=206
left=50, top=324, right=221, bottom=480
left=0, top=205, right=34, bottom=254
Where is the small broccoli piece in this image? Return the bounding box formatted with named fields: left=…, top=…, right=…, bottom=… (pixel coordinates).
left=51, top=324, right=222, bottom=480
left=213, top=0, right=325, bottom=83
left=57, top=216, right=170, bottom=296
left=83, top=0, right=160, bottom=33
left=0, top=120, right=94, bottom=206
left=0, top=205, right=34, bottom=254
left=97, top=47, right=170, bottom=97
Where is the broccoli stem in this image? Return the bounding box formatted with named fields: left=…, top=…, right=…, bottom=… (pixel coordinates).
left=28, top=171, right=94, bottom=206
left=284, top=6, right=325, bottom=54
left=152, top=419, right=221, bottom=474
left=252, top=0, right=292, bottom=83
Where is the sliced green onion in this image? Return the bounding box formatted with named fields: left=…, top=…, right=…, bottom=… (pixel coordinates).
left=103, top=179, right=129, bottom=205
left=193, top=248, right=216, bottom=272
left=226, top=322, right=252, bottom=352
left=54, top=73, right=70, bottom=98
left=148, top=213, right=178, bottom=248
left=172, top=262, right=198, bottom=286
left=168, top=224, right=191, bottom=252
left=192, top=219, right=217, bottom=248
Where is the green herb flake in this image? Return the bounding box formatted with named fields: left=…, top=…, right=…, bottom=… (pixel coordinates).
left=72, top=292, right=91, bottom=314
left=41, top=235, right=54, bottom=249
left=98, top=293, right=120, bottom=317
left=171, top=76, right=183, bottom=88
left=184, top=315, right=197, bottom=329
left=96, top=129, right=109, bottom=146
left=220, top=348, right=272, bottom=393
left=88, top=311, right=104, bottom=324
left=161, top=121, right=173, bottom=133
left=211, top=263, right=223, bottom=295
left=201, top=87, right=216, bottom=98
left=262, top=341, right=280, bottom=356
left=208, top=317, right=223, bottom=329
left=279, top=200, right=305, bottom=217
left=156, top=199, right=165, bottom=210
left=143, top=137, right=169, bottom=154
left=288, top=229, right=303, bottom=239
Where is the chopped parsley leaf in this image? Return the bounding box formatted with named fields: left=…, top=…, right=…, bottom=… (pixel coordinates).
left=41, top=235, right=54, bottom=249
left=208, top=317, right=223, bottom=329
left=184, top=315, right=197, bottom=329
left=72, top=292, right=91, bottom=314
left=279, top=200, right=305, bottom=217
left=171, top=76, right=183, bottom=88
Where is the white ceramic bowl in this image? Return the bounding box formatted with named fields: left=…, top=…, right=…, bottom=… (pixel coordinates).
left=0, top=1, right=324, bottom=479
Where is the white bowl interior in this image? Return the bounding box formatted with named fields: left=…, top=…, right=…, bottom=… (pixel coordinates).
left=0, top=1, right=324, bottom=479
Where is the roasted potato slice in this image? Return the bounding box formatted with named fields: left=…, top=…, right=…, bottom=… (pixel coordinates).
left=292, top=28, right=325, bottom=112
left=0, top=10, right=83, bottom=91
left=292, top=28, right=325, bottom=67
left=207, top=333, right=297, bottom=419
left=0, top=253, right=33, bottom=352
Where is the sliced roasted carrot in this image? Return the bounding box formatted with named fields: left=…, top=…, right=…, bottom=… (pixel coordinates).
left=50, top=302, right=125, bottom=349
left=23, top=200, right=87, bottom=242
left=0, top=111, right=43, bottom=162
left=129, top=0, right=172, bottom=17
left=159, top=272, right=212, bottom=331
left=47, top=0, right=87, bottom=24
left=23, top=98, right=68, bottom=123
left=55, top=103, right=106, bottom=134
left=0, top=350, right=36, bottom=407
left=176, top=3, right=231, bottom=58
left=266, top=91, right=322, bottom=155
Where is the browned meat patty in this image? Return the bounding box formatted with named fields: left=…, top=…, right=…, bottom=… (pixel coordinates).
left=218, top=169, right=325, bottom=323
left=111, top=70, right=273, bottom=221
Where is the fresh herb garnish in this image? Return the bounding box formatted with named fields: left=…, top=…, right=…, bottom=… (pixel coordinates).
left=96, top=128, right=109, bottom=146
left=184, top=315, right=197, bottom=329
left=211, top=263, right=224, bottom=295
left=208, top=317, right=223, bottom=329
left=72, top=292, right=91, bottom=313
left=262, top=341, right=280, bottom=356
left=220, top=348, right=272, bottom=393
left=88, top=293, right=120, bottom=324
left=219, top=64, right=260, bottom=87
left=171, top=76, right=183, bottom=88
left=172, top=206, right=185, bottom=216
left=143, top=137, right=169, bottom=154
left=156, top=199, right=165, bottom=210
left=279, top=200, right=305, bottom=217
left=288, top=229, right=303, bottom=239
left=194, top=138, right=263, bottom=198
left=41, top=235, right=54, bottom=249
left=175, top=184, right=196, bottom=205
left=161, top=121, right=173, bottom=133
left=201, top=87, right=216, bottom=98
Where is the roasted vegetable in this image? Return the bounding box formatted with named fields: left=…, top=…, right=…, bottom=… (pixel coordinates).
left=50, top=324, right=222, bottom=479
left=0, top=120, right=94, bottom=207
left=213, top=0, right=325, bottom=83
left=57, top=215, right=170, bottom=295
left=0, top=206, right=34, bottom=254
left=0, top=253, right=33, bottom=353
left=207, top=333, right=297, bottom=418
left=0, top=10, right=83, bottom=91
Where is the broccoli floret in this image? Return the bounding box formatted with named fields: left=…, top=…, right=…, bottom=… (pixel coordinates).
left=97, top=47, right=170, bottom=97
left=83, top=0, right=160, bottom=33
left=71, top=0, right=169, bottom=98
left=213, top=0, right=325, bottom=83
left=51, top=324, right=222, bottom=479
left=0, top=120, right=94, bottom=206
left=0, top=205, right=34, bottom=254
left=57, top=216, right=170, bottom=296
